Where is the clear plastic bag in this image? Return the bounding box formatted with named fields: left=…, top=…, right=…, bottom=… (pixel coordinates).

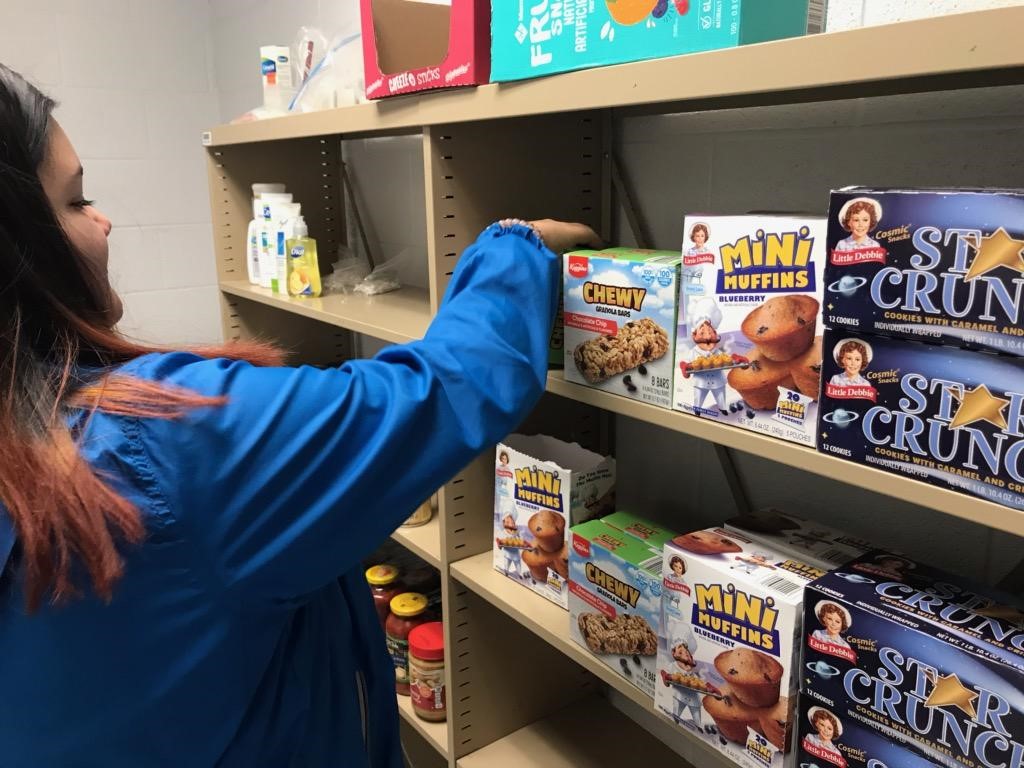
left=323, top=245, right=370, bottom=295
left=290, top=30, right=366, bottom=113
left=354, top=257, right=402, bottom=296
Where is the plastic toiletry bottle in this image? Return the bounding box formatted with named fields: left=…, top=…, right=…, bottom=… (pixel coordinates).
left=260, top=46, right=295, bottom=112
left=246, top=185, right=286, bottom=285
left=273, top=203, right=302, bottom=294
left=256, top=194, right=292, bottom=289
left=286, top=217, right=321, bottom=297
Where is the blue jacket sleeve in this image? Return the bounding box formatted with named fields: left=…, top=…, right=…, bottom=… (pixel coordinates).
left=135, top=224, right=558, bottom=604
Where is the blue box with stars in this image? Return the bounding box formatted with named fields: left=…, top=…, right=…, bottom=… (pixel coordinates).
left=823, top=187, right=1024, bottom=356
left=800, top=550, right=1024, bottom=768
left=818, top=327, right=1024, bottom=512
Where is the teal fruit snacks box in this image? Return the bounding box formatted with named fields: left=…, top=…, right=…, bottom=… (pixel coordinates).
left=491, top=0, right=824, bottom=82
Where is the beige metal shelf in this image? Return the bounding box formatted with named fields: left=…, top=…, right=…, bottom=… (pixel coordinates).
left=214, top=274, right=1024, bottom=534
left=204, top=7, right=1024, bottom=147
left=219, top=280, right=431, bottom=345
left=390, top=514, right=442, bottom=569
left=455, top=695, right=694, bottom=768
left=397, top=693, right=448, bottom=759
left=451, top=552, right=733, bottom=768
left=546, top=372, right=1023, bottom=536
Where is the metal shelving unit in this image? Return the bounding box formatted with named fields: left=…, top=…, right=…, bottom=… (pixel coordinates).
left=204, top=10, right=1024, bottom=766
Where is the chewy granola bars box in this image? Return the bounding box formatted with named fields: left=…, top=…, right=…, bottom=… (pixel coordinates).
left=563, top=248, right=682, bottom=408
left=801, top=551, right=1024, bottom=768
left=724, top=508, right=873, bottom=571
left=493, top=434, right=616, bottom=609
left=823, top=187, right=1024, bottom=356
left=818, top=327, right=1024, bottom=512
left=656, top=527, right=826, bottom=768
left=569, top=517, right=673, bottom=698
left=672, top=215, right=828, bottom=447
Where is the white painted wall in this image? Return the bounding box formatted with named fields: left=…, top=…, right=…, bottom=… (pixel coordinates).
left=827, top=0, right=1024, bottom=30
left=1, top=0, right=223, bottom=345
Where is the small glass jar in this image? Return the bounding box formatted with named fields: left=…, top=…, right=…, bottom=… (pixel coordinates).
left=386, top=592, right=430, bottom=695
left=409, top=622, right=446, bottom=722
left=403, top=565, right=442, bottom=615
left=365, top=565, right=403, bottom=630
left=401, top=499, right=433, bottom=528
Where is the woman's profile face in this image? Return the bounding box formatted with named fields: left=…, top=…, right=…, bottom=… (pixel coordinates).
left=841, top=350, right=863, bottom=377
left=848, top=209, right=872, bottom=239
left=823, top=611, right=843, bottom=635
left=38, top=121, right=121, bottom=324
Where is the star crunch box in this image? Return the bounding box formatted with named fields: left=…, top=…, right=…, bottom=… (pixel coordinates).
left=795, top=693, right=939, bottom=768
left=564, top=248, right=682, bottom=408
left=818, top=326, right=1024, bottom=512
left=725, top=508, right=873, bottom=571
left=801, top=551, right=1024, bottom=768
left=673, top=215, right=827, bottom=447
left=361, top=0, right=490, bottom=99
left=824, top=187, right=1024, bottom=356
left=569, top=517, right=673, bottom=698
left=656, top=527, right=826, bottom=768
left=491, top=1, right=824, bottom=82
left=493, top=434, right=615, bottom=608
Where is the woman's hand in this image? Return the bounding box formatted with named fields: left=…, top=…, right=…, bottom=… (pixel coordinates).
left=529, top=219, right=602, bottom=254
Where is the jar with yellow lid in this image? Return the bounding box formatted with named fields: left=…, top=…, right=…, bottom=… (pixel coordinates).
left=365, top=564, right=403, bottom=630
left=385, top=592, right=429, bottom=695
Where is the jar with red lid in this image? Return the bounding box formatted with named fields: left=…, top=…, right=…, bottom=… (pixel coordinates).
left=365, top=565, right=403, bottom=630
left=409, top=622, right=446, bottom=722
left=385, top=593, right=429, bottom=695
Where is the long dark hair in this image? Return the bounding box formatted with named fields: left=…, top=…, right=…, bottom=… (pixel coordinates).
left=0, top=64, right=279, bottom=611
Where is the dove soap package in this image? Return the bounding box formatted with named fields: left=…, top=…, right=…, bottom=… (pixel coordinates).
left=672, top=215, right=828, bottom=447
left=823, top=188, right=1024, bottom=356
left=801, top=551, right=1024, bottom=768
left=563, top=248, right=682, bottom=408
left=818, top=327, right=1024, bottom=512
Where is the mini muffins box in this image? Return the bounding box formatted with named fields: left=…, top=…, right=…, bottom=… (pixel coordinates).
left=569, top=516, right=674, bottom=698
left=795, top=693, right=939, bottom=768
left=563, top=248, right=682, bottom=408
left=673, top=215, right=827, bottom=447
left=818, top=326, right=1024, bottom=512
left=801, top=551, right=1024, bottom=768
left=724, top=508, right=873, bottom=571
left=493, top=434, right=615, bottom=609
left=824, top=187, right=1024, bottom=356
left=656, top=527, right=826, bottom=768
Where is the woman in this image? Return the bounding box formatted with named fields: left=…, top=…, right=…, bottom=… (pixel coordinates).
left=829, top=340, right=870, bottom=387
left=0, top=64, right=598, bottom=767
left=684, top=222, right=711, bottom=256
left=805, top=708, right=843, bottom=756
left=834, top=198, right=881, bottom=251
left=812, top=602, right=851, bottom=649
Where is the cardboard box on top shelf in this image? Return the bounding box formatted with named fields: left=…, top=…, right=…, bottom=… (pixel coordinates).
left=361, top=0, right=490, bottom=99
left=491, top=0, right=825, bottom=83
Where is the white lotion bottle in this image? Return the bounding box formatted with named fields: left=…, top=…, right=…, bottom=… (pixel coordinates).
left=273, top=202, right=303, bottom=294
